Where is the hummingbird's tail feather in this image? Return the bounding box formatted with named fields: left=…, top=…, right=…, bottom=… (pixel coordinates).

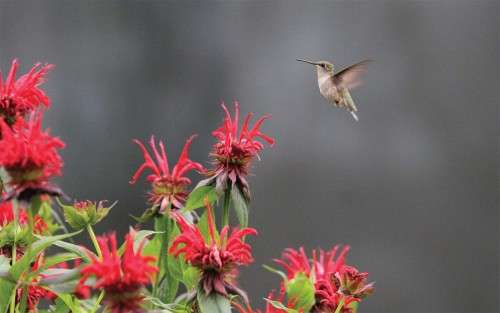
left=340, top=88, right=359, bottom=121
left=350, top=111, right=359, bottom=121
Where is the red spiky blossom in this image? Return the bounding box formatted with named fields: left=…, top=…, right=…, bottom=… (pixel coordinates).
left=79, top=231, right=157, bottom=313
left=208, top=102, right=274, bottom=201
left=130, top=135, right=204, bottom=213
left=0, top=113, right=65, bottom=201
left=275, top=246, right=374, bottom=313
left=0, top=59, right=53, bottom=126
left=169, top=201, right=257, bottom=301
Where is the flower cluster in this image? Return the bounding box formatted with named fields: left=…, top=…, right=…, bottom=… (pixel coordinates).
left=206, top=102, right=274, bottom=201
left=79, top=231, right=158, bottom=312
left=130, top=135, right=204, bottom=214
left=0, top=59, right=53, bottom=126
left=275, top=246, right=374, bottom=313
left=169, top=201, right=257, bottom=302
left=0, top=113, right=64, bottom=201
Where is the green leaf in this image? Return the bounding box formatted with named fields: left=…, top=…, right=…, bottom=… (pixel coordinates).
left=0, top=278, right=16, bottom=313
left=285, top=273, right=315, bottom=312
left=39, top=268, right=81, bottom=285
left=231, top=186, right=249, bottom=227
left=264, top=299, right=300, bottom=313
left=184, top=186, right=218, bottom=212
left=130, top=205, right=158, bottom=224
left=348, top=300, right=359, bottom=313
left=50, top=298, right=71, bottom=313
left=10, top=231, right=81, bottom=280
left=42, top=253, right=80, bottom=270
left=49, top=292, right=81, bottom=313
left=182, top=266, right=200, bottom=291
left=52, top=240, right=94, bottom=262
left=197, top=291, right=231, bottom=313
left=117, top=229, right=161, bottom=256
left=62, top=204, right=88, bottom=230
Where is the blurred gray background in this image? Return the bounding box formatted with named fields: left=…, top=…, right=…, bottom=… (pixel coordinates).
left=0, top=1, right=498, bottom=312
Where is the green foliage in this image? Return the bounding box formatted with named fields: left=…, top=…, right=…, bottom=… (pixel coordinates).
left=184, top=186, right=218, bottom=212
left=10, top=231, right=81, bottom=281
left=264, top=299, right=300, bottom=313
left=231, top=186, right=249, bottom=227
left=197, top=290, right=231, bottom=313
left=58, top=200, right=113, bottom=230
left=285, top=273, right=316, bottom=312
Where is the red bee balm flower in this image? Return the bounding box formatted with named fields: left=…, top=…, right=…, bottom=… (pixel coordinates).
left=0, top=113, right=65, bottom=201
left=0, top=59, right=53, bottom=125
left=130, top=135, right=204, bottom=213
left=169, top=202, right=257, bottom=301
left=275, top=246, right=374, bottom=313
left=209, top=102, right=274, bottom=200
left=79, top=231, right=157, bottom=313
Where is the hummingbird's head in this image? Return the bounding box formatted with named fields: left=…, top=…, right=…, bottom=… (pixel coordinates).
left=296, top=59, right=334, bottom=73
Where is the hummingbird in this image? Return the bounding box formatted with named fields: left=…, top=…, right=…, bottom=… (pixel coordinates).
left=297, top=58, right=371, bottom=121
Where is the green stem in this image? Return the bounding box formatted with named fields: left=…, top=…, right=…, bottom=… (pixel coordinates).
left=9, top=199, right=18, bottom=313
left=91, top=290, right=105, bottom=313
left=334, top=298, right=345, bottom=313
left=222, top=188, right=231, bottom=227
left=86, top=224, right=102, bottom=258
left=87, top=224, right=105, bottom=311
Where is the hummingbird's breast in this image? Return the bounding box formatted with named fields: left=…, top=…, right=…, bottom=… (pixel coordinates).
left=316, top=70, right=336, bottom=101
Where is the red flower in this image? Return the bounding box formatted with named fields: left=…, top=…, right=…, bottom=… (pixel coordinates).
left=0, top=201, right=48, bottom=233
left=0, top=113, right=65, bottom=201
left=16, top=255, right=50, bottom=311
left=208, top=102, right=274, bottom=200
left=275, top=246, right=373, bottom=313
left=169, top=201, right=257, bottom=301
left=130, top=135, right=204, bottom=213
left=79, top=231, right=157, bottom=313
left=0, top=59, right=53, bottom=126
left=336, top=265, right=374, bottom=300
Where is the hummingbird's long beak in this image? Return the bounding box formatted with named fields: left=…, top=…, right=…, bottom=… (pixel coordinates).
left=296, top=58, right=319, bottom=65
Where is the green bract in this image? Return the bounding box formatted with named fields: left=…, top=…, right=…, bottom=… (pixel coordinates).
left=58, top=200, right=114, bottom=230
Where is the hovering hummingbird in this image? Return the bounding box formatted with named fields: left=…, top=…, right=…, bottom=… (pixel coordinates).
left=297, top=58, right=371, bottom=121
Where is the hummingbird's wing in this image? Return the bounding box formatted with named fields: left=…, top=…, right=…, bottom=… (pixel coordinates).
left=333, top=59, right=371, bottom=89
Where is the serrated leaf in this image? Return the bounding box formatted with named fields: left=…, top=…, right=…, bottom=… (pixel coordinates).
left=197, top=291, right=231, bottom=313
left=62, top=205, right=88, bottom=230
left=285, top=273, right=315, bottom=312
left=184, top=186, right=218, bottom=212
left=231, top=187, right=248, bottom=227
